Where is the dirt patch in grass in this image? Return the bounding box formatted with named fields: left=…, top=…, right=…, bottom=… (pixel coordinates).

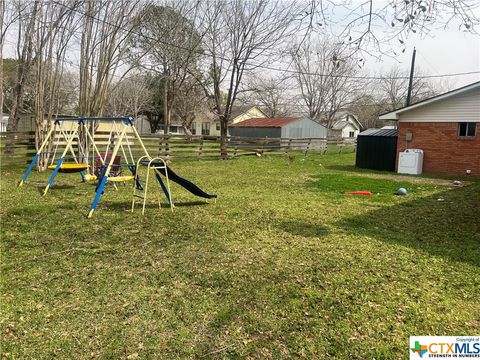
left=346, top=172, right=471, bottom=187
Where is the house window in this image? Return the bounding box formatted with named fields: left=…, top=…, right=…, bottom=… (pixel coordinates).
left=458, top=122, right=476, bottom=137
left=349, top=131, right=355, bottom=137
left=216, top=122, right=220, bottom=131
left=202, top=122, right=210, bottom=135
left=191, top=122, right=196, bottom=135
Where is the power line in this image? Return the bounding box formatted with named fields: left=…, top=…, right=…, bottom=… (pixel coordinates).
left=51, top=0, right=480, bottom=81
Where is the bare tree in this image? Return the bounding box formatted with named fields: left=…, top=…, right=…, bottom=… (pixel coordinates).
left=107, top=74, right=154, bottom=117
left=348, top=66, right=443, bottom=129
left=31, top=0, right=80, bottom=169
left=378, top=65, right=440, bottom=110
left=240, top=74, right=292, bottom=117
left=291, top=37, right=360, bottom=129
left=195, top=0, right=306, bottom=156
left=78, top=0, right=142, bottom=116
left=308, top=0, right=479, bottom=59
left=347, top=93, right=384, bottom=129
left=0, top=0, right=11, bottom=117
left=128, top=1, right=203, bottom=134
left=172, top=77, right=207, bottom=135
left=6, top=0, right=40, bottom=131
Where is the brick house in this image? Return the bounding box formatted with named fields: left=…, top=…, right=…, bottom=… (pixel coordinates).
left=379, top=81, right=480, bottom=177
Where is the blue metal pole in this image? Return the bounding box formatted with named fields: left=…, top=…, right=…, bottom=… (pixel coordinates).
left=155, top=172, right=172, bottom=205
left=19, top=153, right=40, bottom=187
left=43, top=157, right=65, bottom=195
left=88, top=174, right=108, bottom=218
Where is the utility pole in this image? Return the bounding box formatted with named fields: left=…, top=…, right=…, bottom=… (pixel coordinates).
left=406, top=47, right=416, bottom=106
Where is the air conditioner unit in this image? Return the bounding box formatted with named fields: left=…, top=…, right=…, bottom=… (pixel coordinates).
left=398, top=149, right=424, bottom=175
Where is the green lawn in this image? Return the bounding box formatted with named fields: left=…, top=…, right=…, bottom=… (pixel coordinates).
left=1, top=152, right=479, bottom=359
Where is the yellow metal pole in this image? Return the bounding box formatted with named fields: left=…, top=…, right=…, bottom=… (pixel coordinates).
left=131, top=125, right=151, bottom=158
left=37, top=124, right=57, bottom=154
left=18, top=124, right=57, bottom=187
left=102, top=125, right=127, bottom=179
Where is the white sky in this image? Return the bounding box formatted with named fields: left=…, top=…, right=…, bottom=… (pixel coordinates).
left=3, top=1, right=479, bottom=91
left=366, top=29, right=480, bottom=89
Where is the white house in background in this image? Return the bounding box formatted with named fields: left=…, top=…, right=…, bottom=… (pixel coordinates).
left=330, top=112, right=363, bottom=139
left=190, top=105, right=267, bottom=136
left=1, top=114, right=8, bottom=132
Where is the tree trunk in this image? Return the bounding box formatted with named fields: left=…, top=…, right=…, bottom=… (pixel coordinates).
left=163, top=79, right=169, bottom=135
left=7, top=0, right=40, bottom=131
left=220, top=117, right=228, bottom=159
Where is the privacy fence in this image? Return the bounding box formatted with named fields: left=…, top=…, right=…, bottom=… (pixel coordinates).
left=0, top=131, right=356, bottom=168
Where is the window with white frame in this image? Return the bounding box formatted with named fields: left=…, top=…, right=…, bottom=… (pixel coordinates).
left=349, top=131, right=355, bottom=137
left=191, top=122, right=196, bottom=135
left=458, top=122, right=476, bottom=137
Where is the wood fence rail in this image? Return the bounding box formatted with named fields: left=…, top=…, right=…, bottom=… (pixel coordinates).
left=0, top=132, right=356, bottom=168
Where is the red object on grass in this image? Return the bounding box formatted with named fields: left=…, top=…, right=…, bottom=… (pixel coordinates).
left=346, top=191, right=372, bottom=196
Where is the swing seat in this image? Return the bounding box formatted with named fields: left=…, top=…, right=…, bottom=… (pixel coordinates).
left=84, top=174, right=98, bottom=182
left=47, top=163, right=89, bottom=173
left=106, top=175, right=134, bottom=182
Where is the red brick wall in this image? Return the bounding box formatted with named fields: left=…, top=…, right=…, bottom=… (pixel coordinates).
left=397, top=122, right=480, bottom=177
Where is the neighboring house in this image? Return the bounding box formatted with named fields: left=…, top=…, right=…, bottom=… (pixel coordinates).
left=155, top=122, right=185, bottom=135
left=230, top=105, right=267, bottom=125
left=379, top=81, right=480, bottom=177
left=229, top=116, right=328, bottom=139
left=191, top=109, right=219, bottom=136
left=328, top=112, right=363, bottom=139
left=190, top=105, right=267, bottom=137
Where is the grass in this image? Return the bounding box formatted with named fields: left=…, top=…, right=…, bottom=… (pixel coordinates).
left=1, top=152, right=479, bottom=359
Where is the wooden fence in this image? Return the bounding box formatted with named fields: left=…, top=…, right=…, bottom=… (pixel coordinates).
left=0, top=132, right=36, bottom=167
left=0, top=131, right=356, bottom=167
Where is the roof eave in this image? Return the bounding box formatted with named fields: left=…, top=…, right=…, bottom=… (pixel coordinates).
left=378, top=81, right=480, bottom=119
left=379, top=113, right=400, bottom=120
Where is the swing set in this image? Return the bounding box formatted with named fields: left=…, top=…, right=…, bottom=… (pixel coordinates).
left=19, top=116, right=216, bottom=218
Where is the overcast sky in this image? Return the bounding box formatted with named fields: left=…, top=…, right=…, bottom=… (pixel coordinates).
left=366, top=28, right=479, bottom=89
left=3, top=1, right=479, bottom=91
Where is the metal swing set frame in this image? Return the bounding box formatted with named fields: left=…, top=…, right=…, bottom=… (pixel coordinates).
left=19, top=116, right=174, bottom=218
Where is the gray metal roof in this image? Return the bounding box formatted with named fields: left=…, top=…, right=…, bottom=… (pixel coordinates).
left=332, top=120, right=348, bottom=130
left=359, top=128, right=398, bottom=137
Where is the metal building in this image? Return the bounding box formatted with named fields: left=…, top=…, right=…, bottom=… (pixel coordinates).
left=229, top=117, right=328, bottom=138
left=355, top=128, right=398, bottom=171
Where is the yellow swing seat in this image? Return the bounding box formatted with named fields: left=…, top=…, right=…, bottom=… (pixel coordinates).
left=47, top=163, right=89, bottom=173
left=106, top=175, right=134, bottom=182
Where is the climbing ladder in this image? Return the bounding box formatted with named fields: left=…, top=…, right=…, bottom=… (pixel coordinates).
left=131, top=156, right=174, bottom=215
